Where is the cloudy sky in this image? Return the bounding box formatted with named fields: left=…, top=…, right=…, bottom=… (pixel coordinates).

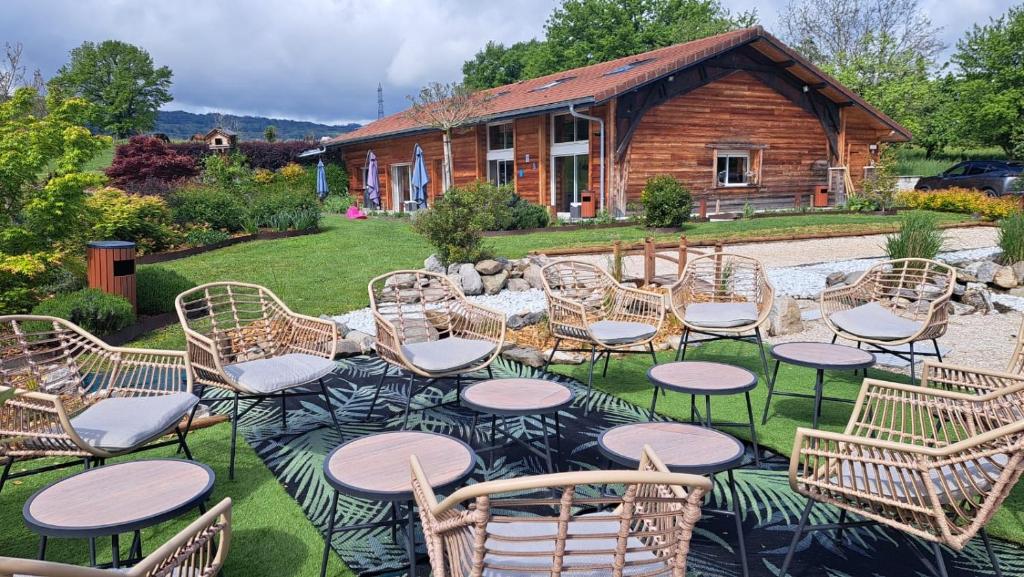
left=2, top=0, right=1015, bottom=125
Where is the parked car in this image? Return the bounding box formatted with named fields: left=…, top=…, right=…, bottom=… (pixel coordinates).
left=915, top=160, right=1023, bottom=196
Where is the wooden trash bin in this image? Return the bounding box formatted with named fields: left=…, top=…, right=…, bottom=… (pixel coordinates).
left=580, top=190, right=597, bottom=218
left=813, top=185, right=830, bottom=208
left=87, top=241, right=137, bottom=311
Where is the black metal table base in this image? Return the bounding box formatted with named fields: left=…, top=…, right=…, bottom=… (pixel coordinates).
left=321, top=491, right=417, bottom=577
left=470, top=412, right=562, bottom=473
left=650, top=386, right=761, bottom=467
left=761, top=360, right=858, bottom=429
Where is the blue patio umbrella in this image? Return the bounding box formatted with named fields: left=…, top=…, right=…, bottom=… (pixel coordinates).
left=315, top=158, right=329, bottom=200
left=365, top=151, right=380, bottom=209
left=411, top=144, right=429, bottom=208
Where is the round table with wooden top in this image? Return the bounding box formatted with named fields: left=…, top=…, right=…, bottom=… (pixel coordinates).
left=647, top=361, right=760, bottom=465
left=760, top=341, right=876, bottom=429
left=598, top=421, right=750, bottom=577
left=23, top=459, right=214, bottom=568
left=320, top=431, right=476, bottom=577
left=460, top=378, right=574, bottom=474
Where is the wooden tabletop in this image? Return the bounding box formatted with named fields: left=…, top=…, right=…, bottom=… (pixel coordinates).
left=647, top=361, right=758, bottom=395
left=324, top=431, right=475, bottom=501
left=771, top=342, right=875, bottom=370
left=461, top=378, right=574, bottom=415
left=24, top=459, right=214, bottom=538
left=599, top=422, right=745, bottom=474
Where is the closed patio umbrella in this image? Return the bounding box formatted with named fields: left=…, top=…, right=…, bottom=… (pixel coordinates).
left=365, top=150, right=380, bottom=209
left=316, top=158, right=329, bottom=200
left=411, top=144, right=429, bottom=208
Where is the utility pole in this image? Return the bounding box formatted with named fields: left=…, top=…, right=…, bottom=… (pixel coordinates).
left=377, top=83, right=384, bottom=119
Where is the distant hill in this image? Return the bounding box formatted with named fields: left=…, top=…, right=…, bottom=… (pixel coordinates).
left=155, top=110, right=362, bottom=141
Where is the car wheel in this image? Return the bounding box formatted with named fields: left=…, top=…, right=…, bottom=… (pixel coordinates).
left=917, top=186, right=930, bottom=192
left=982, top=188, right=998, bottom=197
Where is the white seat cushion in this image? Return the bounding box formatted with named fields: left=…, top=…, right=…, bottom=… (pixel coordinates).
left=587, top=320, right=657, bottom=344
left=834, top=453, right=1009, bottom=504
left=224, top=353, right=335, bottom=394
left=401, top=337, right=495, bottom=373
left=482, top=513, right=667, bottom=577
left=830, top=302, right=924, bottom=341
left=70, top=392, right=199, bottom=451
left=684, top=302, right=758, bottom=328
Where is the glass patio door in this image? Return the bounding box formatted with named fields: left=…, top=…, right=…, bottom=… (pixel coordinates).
left=390, top=164, right=411, bottom=210
left=554, top=154, right=589, bottom=213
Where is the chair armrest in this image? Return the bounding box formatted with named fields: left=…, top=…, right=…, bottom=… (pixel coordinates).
left=128, top=498, right=232, bottom=577
left=921, top=360, right=1024, bottom=395
left=453, top=301, right=506, bottom=348
left=608, top=285, right=665, bottom=328
left=372, top=311, right=406, bottom=368
left=0, top=390, right=96, bottom=457
left=285, top=312, right=337, bottom=359
left=546, top=293, right=590, bottom=340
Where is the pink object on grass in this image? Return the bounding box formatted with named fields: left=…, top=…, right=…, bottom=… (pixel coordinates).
left=347, top=205, right=368, bottom=220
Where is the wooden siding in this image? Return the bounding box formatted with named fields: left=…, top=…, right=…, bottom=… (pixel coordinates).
left=514, top=116, right=544, bottom=205
left=623, top=71, right=834, bottom=211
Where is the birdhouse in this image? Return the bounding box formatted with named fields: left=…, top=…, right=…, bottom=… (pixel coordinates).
left=204, top=127, right=237, bottom=151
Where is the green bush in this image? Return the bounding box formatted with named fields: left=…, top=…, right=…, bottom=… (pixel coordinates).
left=183, top=227, right=232, bottom=247
left=322, top=194, right=352, bottom=214
left=86, top=187, right=179, bottom=254
left=641, top=176, right=692, bottom=228
left=247, top=188, right=321, bottom=227
left=201, top=152, right=252, bottom=188
left=999, top=213, right=1024, bottom=264
left=508, top=195, right=550, bottom=230
left=170, top=187, right=246, bottom=232
left=885, top=210, right=943, bottom=260
left=412, top=185, right=491, bottom=265
left=137, top=266, right=196, bottom=315
left=31, top=288, right=135, bottom=335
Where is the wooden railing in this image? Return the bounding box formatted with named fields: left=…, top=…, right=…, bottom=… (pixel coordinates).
left=608, top=235, right=711, bottom=286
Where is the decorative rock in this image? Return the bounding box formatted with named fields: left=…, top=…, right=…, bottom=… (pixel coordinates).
left=506, top=278, right=531, bottom=292
left=1013, top=262, right=1024, bottom=283
left=334, top=339, right=363, bottom=357
left=475, top=259, right=504, bottom=275
left=424, top=254, right=445, bottom=273
left=482, top=270, right=509, bottom=295
left=501, top=346, right=546, bottom=368
left=1010, top=286, right=1024, bottom=298
left=398, top=289, right=421, bottom=303
left=961, top=283, right=995, bottom=314
left=845, top=270, right=865, bottom=285
left=947, top=301, right=976, bottom=316
left=321, top=315, right=351, bottom=338
left=953, top=282, right=965, bottom=297
left=507, top=311, right=545, bottom=330
left=447, top=262, right=464, bottom=275
left=964, top=261, right=998, bottom=284
left=446, top=273, right=463, bottom=291
left=768, top=296, right=803, bottom=336
left=524, top=264, right=545, bottom=289
left=344, top=330, right=376, bottom=353
left=825, top=271, right=847, bottom=287
left=993, top=266, right=1018, bottom=289
left=543, top=349, right=586, bottom=365
left=459, top=263, right=483, bottom=296
left=384, top=273, right=416, bottom=289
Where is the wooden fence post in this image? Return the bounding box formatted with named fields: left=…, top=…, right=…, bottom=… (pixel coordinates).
left=643, top=237, right=655, bottom=286
left=612, top=240, right=623, bottom=282
left=678, top=235, right=687, bottom=278
left=699, top=197, right=708, bottom=220
left=713, top=241, right=723, bottom=292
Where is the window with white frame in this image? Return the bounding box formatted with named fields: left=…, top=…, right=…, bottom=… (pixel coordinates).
left=487, top=122, right=515, bottom=186
left=716, top=150, right=750, bottom=187
left=552, top=114, right=589, bottom=144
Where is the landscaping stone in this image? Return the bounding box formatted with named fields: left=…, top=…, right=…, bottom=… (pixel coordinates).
left=507, top=310, right=545, bottom=330
left=1010, top=287, right=1024, bottom=298
left=544, top=349, right=586, bottom=365
left=961, top=283, right=995, bottom=314
left=334, top=339, right=363, bottom=357
left=398, top=289, right=421, bottom=303
left=845, top=270, right=865, bottom=285
left=524, top=264, right=545, bottom=289
left=475, top=259, right=504, bottom=275
left=446, top=273, right=463, bottom=291
left=501, top=346, right=546, bottom=368
left=825, top=271, right=847, bottom=287
left=384, top=272, right=416, bottom=289
left=344, top=330, right=376, bottom=353
left=447, top=262, right=464, bottom=275
left=768, top=296, right=803, bottom=336
left=948, top=301, right=976, bottom=316
left=459, top=263, right=483, bottom=295
left=507, top=278, right=531, bottom=292
left=424, top=254, right=445, bottom=273
left=320, top=315, right=351, bottom=338
left=964, top=261, right=998, bottom=284
left=1013, top=261, right=1024, bottom=283
left=482, top=270, right=509, bottom=295
left=994, top=265, right=1019, bottom=289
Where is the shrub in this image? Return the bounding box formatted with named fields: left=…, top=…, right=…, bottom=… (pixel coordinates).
left=278, top=162, right=305, bottom=180
left=136, top=266, right=196, bottom=315
left=641, top=176, right=692, bottom=228
left=85, top=187, right=179, bottom=254
left=509, top=197, right=550, bottom=230
left=105, top=136, right=198, bottom=192
left=247, top=188, right=320, bottom=227
left=253, top=168, right=275, bottom=184
left=322, top=194, right=352, bottom=214
left=999, top=213, right=1024, bottom=264
left=169, top=186, right=246, bottom=232
left=236, top=141, right=310, bottom=170
left=31, top=288, right=135, bottom=335
left=898, top=188, right=1020, bottom=220
left=183, top=227, right=232, bottom=248
left=202, top=152, right=252, bottom=188
left=885, top=210, right=943, bottom=260
left=412, top=185, right=491, bottom=265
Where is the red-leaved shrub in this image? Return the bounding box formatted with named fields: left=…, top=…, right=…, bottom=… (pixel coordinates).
left=106, top=136, right=199, bottom=193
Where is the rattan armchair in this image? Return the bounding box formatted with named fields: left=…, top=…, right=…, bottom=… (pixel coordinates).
left=411, top=444, right=710, bottom=577
left=366, top=270, right=505, bottom=428
left=669, top=253, right=773, bottom=377
left=0, top=497, right=231, bottom=577
left=820, top=258, right=955, bottom=382
left=541, top=261, right=665, bottom=411
left=0, top=315, right=197, bottom=494
left=780, top=378, right=1024, bottom=577
left=175, top=282, right=340, bottom=480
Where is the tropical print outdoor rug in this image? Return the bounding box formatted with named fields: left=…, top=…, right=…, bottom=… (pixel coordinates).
left=218, top=355, right=1023, bottom=577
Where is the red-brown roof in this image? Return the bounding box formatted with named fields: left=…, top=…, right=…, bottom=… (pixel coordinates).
left=330, top=26, right=909, bottom=146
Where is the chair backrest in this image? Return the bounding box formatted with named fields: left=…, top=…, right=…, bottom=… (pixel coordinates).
left=674, top=253, right=770, bottom=305
left=412, top=447, right=709, bottom=577
left=541, top=261, right=617, bottom=317
left=0, top=498, right=231, bottom=577
left=367, top=270, right=466, bottom=344
left=0, top=316, right=109, bottom=398
left=855, top=258, right=955, bottom=321
left=1008, top=316, right=1024, bottom=375
left=175, top=282, right=293, bottom=364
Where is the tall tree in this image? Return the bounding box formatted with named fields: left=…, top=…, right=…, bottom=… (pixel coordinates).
left=263, top=124, right=277, bottom=142
left=951, top=5, right=1024, bottom=155
left=462, top=40, right=547, bottom=90
left=405, top=82, right=485, bottom=192
left=49, top=40, right=172, bottom=138
left=0, top=42, right=28, bottom=102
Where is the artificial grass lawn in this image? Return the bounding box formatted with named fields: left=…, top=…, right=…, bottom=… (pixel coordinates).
left=550, top=339, right=1024, bottom=544
left=0, top=424, right=352, bottom=577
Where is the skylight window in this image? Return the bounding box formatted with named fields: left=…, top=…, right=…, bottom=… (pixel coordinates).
left=530, top=76, right=575, bottom=92
left=604, top=58, right=656, bottom=76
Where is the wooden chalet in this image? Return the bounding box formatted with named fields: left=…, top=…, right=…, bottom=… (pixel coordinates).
left=325, top=26, right=910, bottom=216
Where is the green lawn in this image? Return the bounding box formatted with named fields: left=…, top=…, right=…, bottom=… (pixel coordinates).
left=0, top=424, right=350, bottom=577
